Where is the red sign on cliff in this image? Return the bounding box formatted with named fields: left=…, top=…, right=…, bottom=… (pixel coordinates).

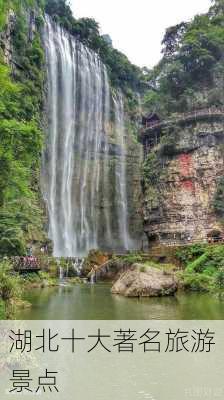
left=179, top=153, right=193, bottom=177
left=178, top=154, right=195, bottom=192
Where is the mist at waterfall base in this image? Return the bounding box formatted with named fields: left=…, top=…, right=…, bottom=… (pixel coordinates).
left=42, top=17, right=135, bottom=257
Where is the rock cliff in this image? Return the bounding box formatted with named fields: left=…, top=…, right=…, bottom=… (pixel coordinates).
left=141, top=111, right=224, bottom=248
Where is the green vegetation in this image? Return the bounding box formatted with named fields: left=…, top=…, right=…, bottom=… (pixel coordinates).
left=139, top=262, right=176, bottom=273
left=21, top=271, right=58, bottom=287
left=176, top=244, right=207, bottom=264
left=0, top=1, right=46, bottom=255
left=215, top=267, right=224, bottom=288
left=118, top=253, right=146, bottom=265
left=142, top=148, right=169, bottom=208
left=142, top=0, right=224, bottom=116
left=0, top=260, right=22, bottom=318
left=213, top=176, right=224, bottom=217
left=177, top=244, right=224, bottom=291
left=0, top=1, right=44, bottom=30
left=0, top=260, right=59, bottom=319
left=142, top=152, right=162, bottom=186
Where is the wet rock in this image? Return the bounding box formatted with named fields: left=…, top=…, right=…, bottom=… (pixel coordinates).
left=111, top=264, right=178, bottom=297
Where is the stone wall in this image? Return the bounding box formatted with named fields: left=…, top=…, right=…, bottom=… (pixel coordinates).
left=142, top=118, right=224, bottom=248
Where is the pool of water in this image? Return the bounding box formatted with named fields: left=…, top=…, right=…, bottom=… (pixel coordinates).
left=15, top=282, right=224, bottom=319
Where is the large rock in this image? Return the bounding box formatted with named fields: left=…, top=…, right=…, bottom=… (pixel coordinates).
left=111, top=264, right=178, bottom=297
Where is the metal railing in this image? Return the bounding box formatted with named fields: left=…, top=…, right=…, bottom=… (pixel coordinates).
left=141, top=107, right=224, bottom=136
left=151, top=236, right=224, bottom=248
left=13, top=256, right=40, bottom=271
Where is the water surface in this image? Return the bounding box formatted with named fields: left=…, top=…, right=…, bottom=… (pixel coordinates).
left=15, top=283, right=224, bottom=319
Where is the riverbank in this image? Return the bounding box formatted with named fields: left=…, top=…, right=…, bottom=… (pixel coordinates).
left=0, top=259, right=83, bottom=318
left=90, top=244, right=224, bottom=294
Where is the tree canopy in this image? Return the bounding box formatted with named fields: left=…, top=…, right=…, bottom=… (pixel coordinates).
left=143, top=0, right=224, bottom=116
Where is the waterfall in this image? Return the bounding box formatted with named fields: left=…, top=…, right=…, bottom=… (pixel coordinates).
left=42, top=17, right=131, bottom=257
left=73, top=258, right=84, bottom=276
left=59, top=266, right=64, bottom=280
left=90, top=273, right=95, bottom=285
left=114, top=94, right=130, bottom=250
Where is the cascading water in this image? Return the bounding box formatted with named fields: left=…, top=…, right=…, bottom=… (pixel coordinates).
left=42, top=17, right=132, bottom=257
left=114, top=94, right=130, bottom=250
left=59, top=266, right=64, bottom=280
left=73, top=258, right=84, bottom=276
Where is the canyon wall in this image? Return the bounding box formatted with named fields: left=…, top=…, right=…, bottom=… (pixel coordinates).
left=142, top=113, right=224, bottom=247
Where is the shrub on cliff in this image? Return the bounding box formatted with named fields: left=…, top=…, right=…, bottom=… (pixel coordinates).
left=0, top=62, right=44, bottom=255
left=213, top=176, right=224, bottom=217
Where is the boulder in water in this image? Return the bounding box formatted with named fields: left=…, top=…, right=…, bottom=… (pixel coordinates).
left=111, top=264, right=178, bottom=297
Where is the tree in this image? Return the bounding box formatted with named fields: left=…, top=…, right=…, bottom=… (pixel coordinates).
left=45, top=0, right=73, bottom=20
left=210, top=0, right=224, bottom=16
left=162, top=22, right=188, bottom=58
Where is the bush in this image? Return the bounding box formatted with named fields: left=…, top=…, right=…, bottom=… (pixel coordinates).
left=0, top=261, right=21, bottom=302
left=180, top=244, right=224, bottom=291
left=176, top=244, right=206, bottom=265
left=215, top=268, right=224, bottom=288
left=0, top=260, right=22, bottom=318
left=186, top=253, right=209, bottom=273
left=182, top=272, right=213, bottom=292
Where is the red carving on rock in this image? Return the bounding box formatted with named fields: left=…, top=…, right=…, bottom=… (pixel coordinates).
left=181, top=180, right=195, bottom=191
left=178, top=153, right=193, bottom=177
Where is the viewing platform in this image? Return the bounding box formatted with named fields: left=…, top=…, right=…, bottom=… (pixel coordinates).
left=13, top=256, right=41, bottom=272
left=140, top=107, right=224, bottom=141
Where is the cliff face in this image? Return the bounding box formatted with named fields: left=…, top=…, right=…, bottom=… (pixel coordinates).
left=88, top=121, right=143, bottom=252
left=142, top=113, right=224, bottom=247
left=0, top=10, right=15, bottom=64
left=125, top=130, right=143, bottom=248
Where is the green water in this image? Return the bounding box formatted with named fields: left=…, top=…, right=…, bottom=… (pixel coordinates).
left=14, top=282, right=224, bottom=319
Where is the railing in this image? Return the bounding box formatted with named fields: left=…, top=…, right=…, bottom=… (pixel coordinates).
left=13, top=256, right=40, bottom=271
left=151, top=236, right=224, bottom=248
left=141, top=107, right=224, bottom=136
